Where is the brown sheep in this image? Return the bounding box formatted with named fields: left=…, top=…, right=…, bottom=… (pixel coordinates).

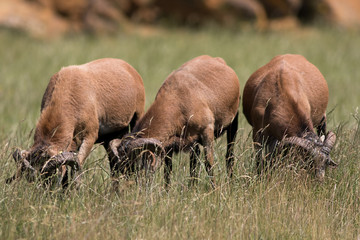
left=7, top=58, right=145, bottom=187
left=110, top=55, right=241, bottom=188
left=242, top=54, right=337, bottom=180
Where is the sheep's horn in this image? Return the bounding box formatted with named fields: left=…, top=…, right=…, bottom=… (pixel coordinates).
left=138, top=149, right=158, bottom=170
left=129, top=138, right=166, bottom=157
left=322, top=131, right=336, bottom=155
left=323, top=131, right=338, bottom=167
left=282, top=136, right=325, bottom=159
left=41, top=152, right=79, bottom=175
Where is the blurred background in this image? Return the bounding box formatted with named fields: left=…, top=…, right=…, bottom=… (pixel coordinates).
left=0, top=0, right=359, bottom=38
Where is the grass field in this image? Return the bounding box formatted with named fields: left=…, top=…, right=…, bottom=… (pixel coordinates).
left=0, top=26, right=359, bottom=239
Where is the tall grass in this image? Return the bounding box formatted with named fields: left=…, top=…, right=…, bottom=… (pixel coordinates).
left=0, top=26, right=359, bottom=239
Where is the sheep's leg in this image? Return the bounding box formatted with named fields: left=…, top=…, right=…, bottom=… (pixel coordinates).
left=225, top=112, right=238, bottom=178
left=189, top=144, right=201, bottom=186
left=317, top=115, right=327, bottom=137
left=265, top=137, right=279, bottom=171
left=58, top=165, right=80, bottom=190
left=73, top=132, right=97, bottom=188
left=164, top=150, right=173, bottom=191
left=59, top=165, right=69, bottom=188
left=202, top=125, right=216, bottom=189
left=255, top=146, right=263, bottom=174
left=78, top=136, right=97, bottom=166
left=103, top=141, right=120, bottom=192
left=253, top=131, right=264, bottom=175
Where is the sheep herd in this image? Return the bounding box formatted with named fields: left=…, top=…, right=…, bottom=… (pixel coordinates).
left=6, top=54, right=337, bottom=190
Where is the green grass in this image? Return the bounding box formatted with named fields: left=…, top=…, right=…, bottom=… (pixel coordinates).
left=0, top=26, right=360, bottom=239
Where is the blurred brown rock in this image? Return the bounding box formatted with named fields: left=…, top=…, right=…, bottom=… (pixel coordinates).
left=131, top=0, right=268, bottom=27
left=0, top=0, right=68, bottom=38
left=268, top=16, right=299, bottom=30
left=325, top=0, right=360, bottom=27
left=52, top=0, right=88, bottom=30
left=153, top=0, right=215, bottom=24
left=259, top=0, right=302, bottom=18
left=220, top=0, right=268, bottom=29
left=84, top=0, right=128, bottom=34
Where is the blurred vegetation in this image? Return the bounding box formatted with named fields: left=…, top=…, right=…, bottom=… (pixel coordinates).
left=0, top=26, right=359, bottom=239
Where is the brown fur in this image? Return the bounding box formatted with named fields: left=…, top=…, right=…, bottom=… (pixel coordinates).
left=242, top=54, right=330, bottom=171
left=113, top=55, right=240, bottom=188
left=18, top=58, right=145, bottom=180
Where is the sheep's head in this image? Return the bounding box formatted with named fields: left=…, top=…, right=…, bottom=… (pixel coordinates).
left=6, top=147, right=79, bottom=184
left=110, top=136, right=165, bottom=176
left=282, top=131, right=337, bottom=181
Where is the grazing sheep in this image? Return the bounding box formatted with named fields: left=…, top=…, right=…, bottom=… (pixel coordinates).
left=242, top=54, right=337, bottom=180
left=7, top=58, right=145, bottom=187
left=110, top=55, right=240, bottom=188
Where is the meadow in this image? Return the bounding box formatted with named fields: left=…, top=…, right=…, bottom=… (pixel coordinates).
left=0, top=26, right=359, bottom=239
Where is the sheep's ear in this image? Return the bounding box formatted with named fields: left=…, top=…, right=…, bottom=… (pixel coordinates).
left=13, top=148, right=29, bottom=163
left=109, top=139, right=122, bottom=159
